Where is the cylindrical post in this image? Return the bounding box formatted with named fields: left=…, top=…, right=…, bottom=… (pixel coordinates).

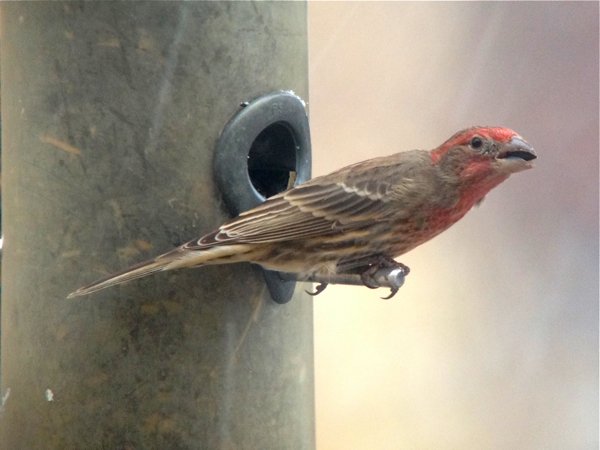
left=1, top=3, right=314, bottom=448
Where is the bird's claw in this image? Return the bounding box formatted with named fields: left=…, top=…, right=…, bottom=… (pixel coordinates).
left=380, top=287, right=399, bottom=300
left=306, top=282, right=328, bottom=296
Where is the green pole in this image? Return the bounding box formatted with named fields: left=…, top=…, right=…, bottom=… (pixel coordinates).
left=1, top=2, right=314, bottom=448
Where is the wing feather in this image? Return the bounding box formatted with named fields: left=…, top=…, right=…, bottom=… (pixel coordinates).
left=188, top=150, right=433, bottom=248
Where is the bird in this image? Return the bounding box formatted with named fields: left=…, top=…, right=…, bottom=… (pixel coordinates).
left=68, top=126, right=536, bottom=299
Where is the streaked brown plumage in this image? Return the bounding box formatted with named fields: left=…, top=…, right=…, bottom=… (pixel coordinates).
left=68, top=126, right=536, bottom=298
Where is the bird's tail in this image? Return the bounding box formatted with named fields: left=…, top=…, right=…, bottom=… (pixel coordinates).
left=68, top=242, right=253, bottom=298
left=67, top=241, right=242, bottom=298
left=67, top=252, right=180, bottom=298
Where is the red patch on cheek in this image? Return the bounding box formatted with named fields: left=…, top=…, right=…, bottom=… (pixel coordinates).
left=461, top=160, right=491, bottom=178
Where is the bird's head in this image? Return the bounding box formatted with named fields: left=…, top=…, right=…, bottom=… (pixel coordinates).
left=431, top=126, right=536, bottom=182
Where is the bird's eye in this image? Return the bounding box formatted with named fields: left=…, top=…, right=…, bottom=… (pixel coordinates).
left=470, top=136, right=483, bottom=149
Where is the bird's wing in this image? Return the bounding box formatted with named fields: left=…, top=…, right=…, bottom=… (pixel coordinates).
left=187, top=150, right=432, bottom=248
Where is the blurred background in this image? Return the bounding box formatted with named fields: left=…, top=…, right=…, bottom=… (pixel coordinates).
left=308, top=2, right=598, bottom=449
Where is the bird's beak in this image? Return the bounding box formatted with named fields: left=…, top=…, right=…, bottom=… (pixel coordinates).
left=496, top=136, right=537, bottom=173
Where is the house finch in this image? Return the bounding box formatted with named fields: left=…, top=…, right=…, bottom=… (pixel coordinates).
left=68, top=126, right=536, bottom=299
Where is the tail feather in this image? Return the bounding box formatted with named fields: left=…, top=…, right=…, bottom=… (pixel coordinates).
left=67, top=256, right=175, bottom=298
left=67, top=243, right=253, bottom=298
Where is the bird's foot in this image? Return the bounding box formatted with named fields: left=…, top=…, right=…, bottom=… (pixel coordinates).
left=295, top=256, right=409, bottom=299
left=359, top=256, right=410, bottom=299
